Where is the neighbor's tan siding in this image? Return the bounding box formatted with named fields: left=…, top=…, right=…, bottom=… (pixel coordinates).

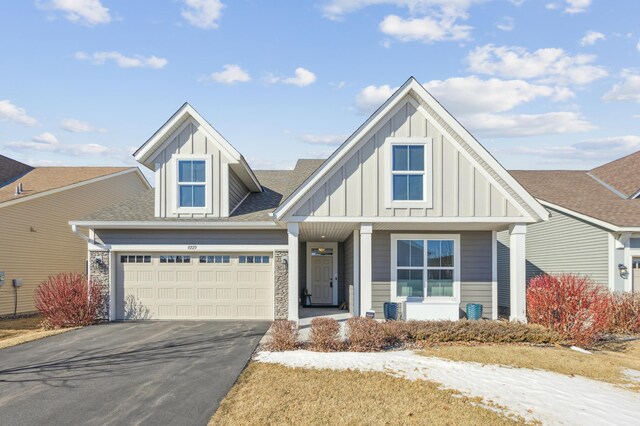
left=0, top=172, right=148, bottom=315
left=293, top=96, right=523, bottom=220
left=498, top=207, right=610, bottom=308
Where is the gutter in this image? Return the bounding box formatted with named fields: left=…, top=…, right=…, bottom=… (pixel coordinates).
left=68, top=220, right=279, bottom=230
left=71, top=224, right=109, bottom=250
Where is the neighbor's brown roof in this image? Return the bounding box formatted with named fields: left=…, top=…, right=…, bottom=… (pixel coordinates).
left=0, top=167, right=132, bottom=204
left=590, top=151, right=640, bottom=198
left=79, top=159, right=325, bottom=222
left=0, top=154, right=33, bottom=185
left=510, top=170, right=640, bottom=228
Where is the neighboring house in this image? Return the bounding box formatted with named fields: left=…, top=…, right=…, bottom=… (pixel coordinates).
left=71, top=77, right=548, bottom=323
left=0, top=154, right=150, bottom=316
left=498, top=152, right=640, bottom=313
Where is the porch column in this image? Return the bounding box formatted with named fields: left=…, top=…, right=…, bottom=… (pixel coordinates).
left=353, top=228, right=360, bottom=316
left=287, top=223, right=299, bottom=321
left=509, top=223, right=527, bottom=322
left=359, top=223, right=372, bottom=316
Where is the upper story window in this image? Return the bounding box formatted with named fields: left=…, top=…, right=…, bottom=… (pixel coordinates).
left=178, top=160, right=206, bottom=208
left=392, top=145, right=425, bottom=201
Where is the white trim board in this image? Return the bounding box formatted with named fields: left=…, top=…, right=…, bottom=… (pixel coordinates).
left=539, top=200, right=640, bottom=232
left=273, top=77, right=547, bottom=222
left=101, top=244, right=288, bottom=252
left=69, top=220, right=279, bottom=229
left=0, top=168, right=148, bottom=209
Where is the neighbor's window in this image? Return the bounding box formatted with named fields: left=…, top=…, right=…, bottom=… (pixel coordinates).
left=178, top=160, right=206, bottom=208
left=392, top=145, right=424, bottom=201
left=395, top=238, right=455, bottom=298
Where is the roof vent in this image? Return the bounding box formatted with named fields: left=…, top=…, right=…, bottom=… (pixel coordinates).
left=15, top=185, right=20, bottom=195
left=19, top=182, right=23, bottom=192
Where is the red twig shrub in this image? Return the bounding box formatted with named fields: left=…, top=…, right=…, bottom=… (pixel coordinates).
left=35, top=272, right=106, bottom=328
left=607, top=293, right=640, bottom=334
left=527, top=274, right=609, bottom=347
left=309, top=317, right=342, bottom=351
left=266, top=320, right=299, bottom=351
left=346, top=317, right=385, bottom=351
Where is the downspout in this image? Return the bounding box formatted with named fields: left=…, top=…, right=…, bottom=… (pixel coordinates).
left=70, top=224, right=109, bottom=250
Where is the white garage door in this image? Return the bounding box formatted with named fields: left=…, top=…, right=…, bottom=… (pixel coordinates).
left=116, top=253, right=274, bottom=320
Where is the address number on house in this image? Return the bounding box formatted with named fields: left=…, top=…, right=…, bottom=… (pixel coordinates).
left=187, top=245, right=198, bottom=250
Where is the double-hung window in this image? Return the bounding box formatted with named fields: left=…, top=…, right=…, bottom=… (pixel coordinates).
left=178, top=160, right=206, bottom=208
left=393, top=235, right=458, bottom=300
left=392, top=145, right=425, bottom=201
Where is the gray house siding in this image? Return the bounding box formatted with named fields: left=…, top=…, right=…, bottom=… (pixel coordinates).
left=371, top=230, right=493, bottom=319
left=95, top=229, right=287, bottom=245
left=229, top=169, right=249, bottom=213
left=498, top=207, right=610, bottom=308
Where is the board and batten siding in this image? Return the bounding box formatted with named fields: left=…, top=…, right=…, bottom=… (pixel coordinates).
left=497, top=207, right=610, bottom=308
left=95, top=229, right=287, bottom=245
left=151, top=118, right=235, bottom=219
left=229, top=169, right=249, bottom=213
left=0, top=171, right=148, bottom=315
left=293, top=96, right=523, bottom=220
left=371, top=230, right=493, bottom=319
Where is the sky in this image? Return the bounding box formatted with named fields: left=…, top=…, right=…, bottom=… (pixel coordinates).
left=1, top=0, right=639, bottom=180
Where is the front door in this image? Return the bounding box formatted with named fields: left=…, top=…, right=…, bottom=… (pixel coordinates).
left=633, top=259, right=640, bottom=293
left=309, top=246, right=335, bottom=305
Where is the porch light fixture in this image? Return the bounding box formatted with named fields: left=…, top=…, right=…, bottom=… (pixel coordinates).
left=321, top=235, right=325, bottom=238
left=318, top=247, right=326, bottom=253
left=618, top=263, right=629, bottom=278
left=94, top=257, right=104, bottom=267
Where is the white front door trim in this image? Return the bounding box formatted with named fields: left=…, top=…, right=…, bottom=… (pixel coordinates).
left=306, top=242, right=339, bottom=305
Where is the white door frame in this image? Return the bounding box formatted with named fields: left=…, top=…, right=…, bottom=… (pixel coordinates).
left=306, top=242, right=339, bottom=305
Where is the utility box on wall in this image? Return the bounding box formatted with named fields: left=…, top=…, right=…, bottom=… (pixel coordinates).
left=12, top=279, right=23, bottom=288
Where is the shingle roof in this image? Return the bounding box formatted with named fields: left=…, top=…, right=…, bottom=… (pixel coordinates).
left=0, top=166, right=133, bottom=204
left=510, top=170, right=640, bottom=228
left=79, top=159, right=325, bottom=222
left=0, top=154, right=33, bottom=186
left=590, top=150, right=640, bottom=198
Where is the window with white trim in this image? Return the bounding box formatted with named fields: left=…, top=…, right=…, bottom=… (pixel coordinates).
left=394, top=238, right=456, bottom=299
left=178, top=160, right=206, bottom=208
left=392, top=145, right=425, bottom=201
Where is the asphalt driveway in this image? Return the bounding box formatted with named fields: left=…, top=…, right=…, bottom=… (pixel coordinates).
left=0, top=321, right=270, bottom=426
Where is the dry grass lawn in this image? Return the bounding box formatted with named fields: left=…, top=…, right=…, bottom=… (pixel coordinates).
left=0, top=316, right=72, bottom=349
left=421, top=341, right=640, bottom=391
left=210, top=363, right=528, bottom=426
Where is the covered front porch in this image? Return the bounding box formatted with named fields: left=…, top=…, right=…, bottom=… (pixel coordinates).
left=283, top=221, right=529, bottom=323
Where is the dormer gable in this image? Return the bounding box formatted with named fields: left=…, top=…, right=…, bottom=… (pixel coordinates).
left=134, top=103, right=261, bottom=218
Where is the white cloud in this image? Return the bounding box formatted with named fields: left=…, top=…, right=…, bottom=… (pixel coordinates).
left=182, top=0, right=224, bottom=29
left=60, top=118, right=106, bottom=133
left=565, top=0, right=591, bottom=14
left=75, top=51, right=168, bottom=69
left=467, top=44, right=608, bottom=85
left=4, top=133, right=132, bottom=159
left=266, top=68, right=317, bottom=87
left=32, top=132, right=58, bottom=144
left=424, top=76, right=573, bottom=115
left=637, top=39, right=640, bottom=52
left=495, top=16, right=515, bottom=32
left=300, top=134, right=348, bottom=145
left=45, top=0, right=111, bottom=26
left=322, top=1, right=478, bottom=43
left=379, top=14, right=472, bottom=43
left=460, top=112, right=595, bottom=137
left=510, top=135, right=640, bottom=162
left=581, top=31, right=605, bottom=46
left=207, top=64, right=251, bottom=84
left=545, top=3, right=559, bottom=10
left=603, top=70, right=640, bottom=103
left=0, top=100, right=38, bottom=126
left=355, top=84, right=398, bottom=113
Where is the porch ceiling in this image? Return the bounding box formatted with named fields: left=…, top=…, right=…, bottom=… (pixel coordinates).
left=298, top=222, right=357, bottom=242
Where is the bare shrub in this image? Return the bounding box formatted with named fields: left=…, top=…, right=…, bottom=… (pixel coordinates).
left=381, top=320, right=414, bottom=346
left=346, top=317, right=385, bottom=352
left=309, top=317, right=342, bottom=351
left=35, top=273, right=106, bottom=328
left=607, top=293, right=640, bottom=334
left=266, top=320, right=299, bottom=351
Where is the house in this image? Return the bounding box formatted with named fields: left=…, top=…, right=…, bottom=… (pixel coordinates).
left=498, top=152, right=640, bottom=313
left=0, top=154, right=150, bottom=316
left=70, top=77, right=549, bottom=323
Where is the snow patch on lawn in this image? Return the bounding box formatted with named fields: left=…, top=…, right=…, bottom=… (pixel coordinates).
left=256, top=350, right=640, bottom=425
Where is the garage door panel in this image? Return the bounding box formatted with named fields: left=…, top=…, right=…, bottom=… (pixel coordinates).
left=117, top=253, right=273, bottom=320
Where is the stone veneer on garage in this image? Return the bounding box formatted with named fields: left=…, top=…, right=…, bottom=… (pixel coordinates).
left=274, top=250, right=288, bottom=320
left=89, top=251, right=110, bottom=318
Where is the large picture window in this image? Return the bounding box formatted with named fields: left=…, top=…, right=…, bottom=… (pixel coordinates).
left=392, top=145, right=425, bottom=201
left=393, top=235, right=458, bottom=300
left=178, top=159, right=206, bottom=208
